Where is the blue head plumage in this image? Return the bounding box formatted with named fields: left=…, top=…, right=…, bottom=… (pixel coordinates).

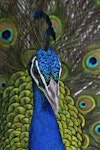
left=37, top=48, right=61, bottom=82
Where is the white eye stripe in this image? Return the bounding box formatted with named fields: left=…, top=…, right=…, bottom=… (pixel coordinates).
left=30, top=56, right=47, bottom=90
left=30, top=55, right=61, bottom=103
left=59, top=60, right=62, bottom=79
left=30, top=56, right=39, bottom=86
left=30, top=56, right=52, bottom=98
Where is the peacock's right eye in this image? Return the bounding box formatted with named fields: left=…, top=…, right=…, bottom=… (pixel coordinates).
left=1, top=28, right=13, bottom=42
left=33, top=69, right=40, bottom=78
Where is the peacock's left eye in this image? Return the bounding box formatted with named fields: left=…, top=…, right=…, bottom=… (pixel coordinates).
left=86, top=56, right=98, bottom=69
left=1, top=28, right=13, bottom=42
left=31, top=61, right=40, bottom=79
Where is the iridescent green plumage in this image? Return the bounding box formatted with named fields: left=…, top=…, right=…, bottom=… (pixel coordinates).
left=0, top=0, right=100, bottom=150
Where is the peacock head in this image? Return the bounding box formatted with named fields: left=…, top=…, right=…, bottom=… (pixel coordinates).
left=28, top=48, right=62, bottom=114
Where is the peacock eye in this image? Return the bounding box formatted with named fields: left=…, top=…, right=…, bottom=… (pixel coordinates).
left=33, top=69, right=40, bottom=78
left=94, top=125, right=100, bottom=135
left=86, top=56, right=98, bottom=69
left=32, top=68, right=40, bottom=78
left=1, top=28, right=13, bottom=42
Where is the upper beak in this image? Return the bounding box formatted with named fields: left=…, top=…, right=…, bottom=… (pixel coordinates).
left=45, top=77, right=60, bottom=114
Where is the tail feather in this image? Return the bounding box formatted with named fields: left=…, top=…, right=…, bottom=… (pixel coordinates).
left=33, top=9, right=56, bottom=42
left=32, top=9, right=44, bottom=19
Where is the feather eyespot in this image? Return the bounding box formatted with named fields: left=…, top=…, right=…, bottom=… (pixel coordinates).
left=86, top=56, right=98, bottom=69
left=0, top=79, right=7, bottom=89
left=79, top=101, right=87, bottom=109
left=91, top=121, right=100, bottom=138
left=94, top=125, right=100, bottom=135
left=76, top=95, right=96, bottom=114
left=50, top=15, right=62, bottom=41
left=1, top=28, right=13, bottom=42
left=0, top=82, right=7, bottom=89
left=83, top=49, right=100, bottom=73
left=0, top=19, right=17, bottom=47
left=0, top=75, right=7, bottom=90
left=1, top=82, right=6, bottom=88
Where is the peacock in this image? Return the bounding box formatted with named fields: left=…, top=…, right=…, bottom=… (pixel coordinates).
left=0, top=0, right=100, bottom=150
left=27, top=10, right=66, bottom=149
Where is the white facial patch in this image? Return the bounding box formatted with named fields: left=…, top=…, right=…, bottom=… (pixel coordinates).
left=30, top=56, right=60, bottom=114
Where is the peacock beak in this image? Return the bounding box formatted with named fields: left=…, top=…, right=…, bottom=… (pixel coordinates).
left=46, top=77, right=60, bottom=114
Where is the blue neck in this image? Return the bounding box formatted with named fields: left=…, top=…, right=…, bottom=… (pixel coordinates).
left=28, top=83, right=65, bottom=150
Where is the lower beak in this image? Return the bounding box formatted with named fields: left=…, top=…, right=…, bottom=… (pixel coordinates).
left=45, top=77, right=60, bottom=114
